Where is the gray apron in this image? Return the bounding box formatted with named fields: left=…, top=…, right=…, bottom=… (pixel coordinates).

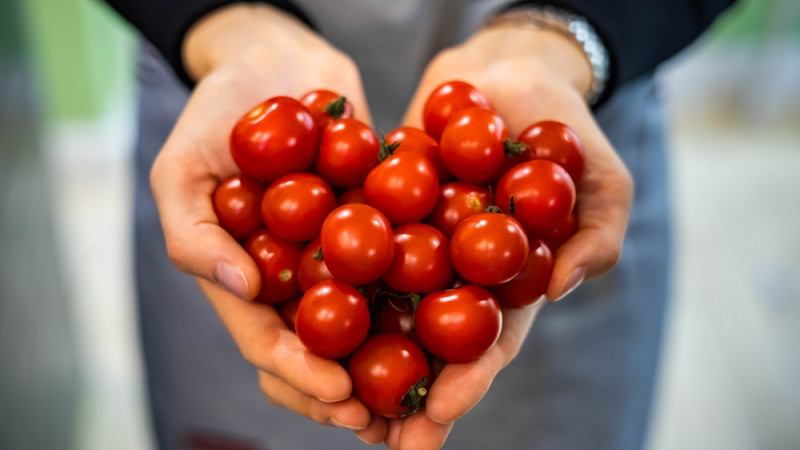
left=133, top=2, right=670, bottom=448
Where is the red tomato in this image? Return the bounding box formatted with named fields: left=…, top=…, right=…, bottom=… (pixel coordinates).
left=370, top=291, right=416, bottom=337
left=426, top=182, right=492, bottom=237
left=298, top=238, right=333, bottom=292
left=278, top=296, right=302, bottom=331
left=518, top=120, right=586, bottom=183
left=261, top=173, right=336, bottom=242
left=295, top=280, right=370, bottom=359
left=450, top=212, right=529, bottom=286
left=245, top=229, right=304, bottom=304
left=530, top=211, right=577, bottom=251
left=315, top=118, right=379, bottom=189
left=414, top=285, right=502, bottom=363
left=212, top=175, right=266, bottom=241
left=230, top=97, right=318, bottom=183
left=422, top=80, right=491, bottom=140
left=320, top=204, right=395, bottom=285
left=495, top=160, right=576, bottom=231
left=299, top=89, right=353, bottom=129
left=348, top=333, right=431, bottom=418
left=363, top=152, right=439, bottom=226
left=384, top=126, right=451, bottom=182
left=439, top=107, right=508, bottom=183
left=382, top=223, right=455, bottom=294
left=490, top=238, right=553, bottom=308
left=336, top=187, right=368, bottom=206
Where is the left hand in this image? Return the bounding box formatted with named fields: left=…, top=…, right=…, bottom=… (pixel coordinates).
left=359, top=22, right=634, bottom=449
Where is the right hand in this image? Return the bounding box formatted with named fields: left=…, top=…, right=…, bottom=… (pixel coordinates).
left=149, top=3, right=380, bottom=435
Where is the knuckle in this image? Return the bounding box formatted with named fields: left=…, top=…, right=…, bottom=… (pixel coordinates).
left=240, top=322, right=281, bottom=368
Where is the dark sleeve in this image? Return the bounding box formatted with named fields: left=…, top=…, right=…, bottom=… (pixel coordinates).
left=102, top=0, right=314, bottom=86
left=509, top=0, right=736, bottom=103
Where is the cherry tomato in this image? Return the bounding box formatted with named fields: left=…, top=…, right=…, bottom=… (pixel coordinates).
left=278, top=296, right=302, bottom=331
left=490, top=238, right=553, bottom=308
left=370, top=291, right=416, bottom=337
left=336, top=187, right=367, bottom=206
left=315, top=118, right=379, bottom=189
left=450, top=212, right=529, bottom=286
left=299, top=89, right=353, bottom=130
left=245, top=229, right=303, bottom=304
left=382, top=223, right=455, bottom=294
left=363, top=152, right=439, bottom=226
left=348, top=333, right=431, bottom=418
left=422, top=80, right=491, bottom=140
left=495, top=160, right=576, bottom=231
left=384, top=126, right=451, bottom=182
left=414, top=285, right=502, bottom=363
left=518, top=120, right=586, bottom=183
left=426, top=182, right=492, bottom=237
left=295, top=280, right=370, bottom=359
left=212, top=175, right=266, bottom=242
left=320, top=204, right=395, bottom=285
left=298, top=238, right=333, bottom=292
left=439, top=107, right=508, bottom=183
left=230, top=97, right=318, bottom=183
left=530, top=211, right=577, bottom=251
left=261, top=172, right=336, bottom=242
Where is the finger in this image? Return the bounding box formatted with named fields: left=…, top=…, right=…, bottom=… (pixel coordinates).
left=258, top=371, right=370, bottom=430
left=386, top=414, right=453, bottom=450
left=354, top=415, right=389, bottom=445
left=199, top=279, right=353, bottom=402
left=151, top=148, right=260, bottom=300
left=546, top=147, right=634, bottom=301
left=424, top=303, right=542, bottom=424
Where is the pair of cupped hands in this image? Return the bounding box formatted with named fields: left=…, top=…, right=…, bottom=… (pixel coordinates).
left=150, top=4, right=633, bottom=449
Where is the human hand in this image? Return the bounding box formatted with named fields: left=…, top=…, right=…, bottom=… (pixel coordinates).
left=374, top=21, right=634, bottom=449
left=149, top=3, right=375, bottom=433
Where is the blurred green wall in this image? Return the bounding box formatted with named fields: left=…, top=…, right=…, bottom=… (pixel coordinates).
left=20, top=0, right=136, bottom=121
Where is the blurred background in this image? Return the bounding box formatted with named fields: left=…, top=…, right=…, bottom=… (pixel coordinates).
left=0, top=0, right=798, bottom=449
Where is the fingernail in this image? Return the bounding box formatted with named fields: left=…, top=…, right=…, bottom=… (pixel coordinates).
left=213, top=261, right=249, bottom=299
left=553, top=266, right=586, bottom=302
left=327, top=417, right=366, bottom=431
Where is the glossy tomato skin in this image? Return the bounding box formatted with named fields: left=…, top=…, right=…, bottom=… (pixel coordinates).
left=298, top=238, right=333, bottom=292
left=348, top=333, right=431, bottom=418
left=495, top=160, right=576, bottom=231
left=245, top=229, right=304, bottom=304
left=315, top=118, right=379, bottom=189
left=278, top=296, right=302, bottom=331
left=531, top=211, right=578, bottom=251
left=415, top=285, right=502, bottom=363
left=382, top=223, right=455, bottom=294
left=439, top=107, right=508, bottom=184
left=363, top=152, right=439, bottom=226
left=370, top=292, right=416, bottom=337
left=212, top=175, right=266, bottom=242
left=518, top=120, right=586, bottom=183
left=296, top=280, right=370, bottom=359
left=422, top=80, right=491, bottom=140
left=299, top=89, right=353, bottom=130
left=450, top=212, right=529, bottom=286
left=261, top=173, right=336, bottom=242
left=230, top=97, right=319, bottom=183
left=426, top=182, right=492, bottom=237
left=336, top=187, right=367, bottom=206
left=385, top=126, right=452, bottom=183
left=320, top=204, right=395, bottom=285
left=490, top=238, right=553, bottom=308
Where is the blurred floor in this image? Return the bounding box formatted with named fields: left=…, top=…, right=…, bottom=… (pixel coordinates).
left=4, top=39, right=799, bottom=449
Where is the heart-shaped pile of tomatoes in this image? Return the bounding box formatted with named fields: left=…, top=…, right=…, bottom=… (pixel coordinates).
left=212, top=81, right=584, bottom=418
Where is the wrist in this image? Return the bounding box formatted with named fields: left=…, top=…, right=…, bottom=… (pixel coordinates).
left=182, top=3, right=325, bottom=81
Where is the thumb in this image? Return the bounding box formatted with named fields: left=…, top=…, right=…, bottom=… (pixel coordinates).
left=150, top=149, right=261, bottom=300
